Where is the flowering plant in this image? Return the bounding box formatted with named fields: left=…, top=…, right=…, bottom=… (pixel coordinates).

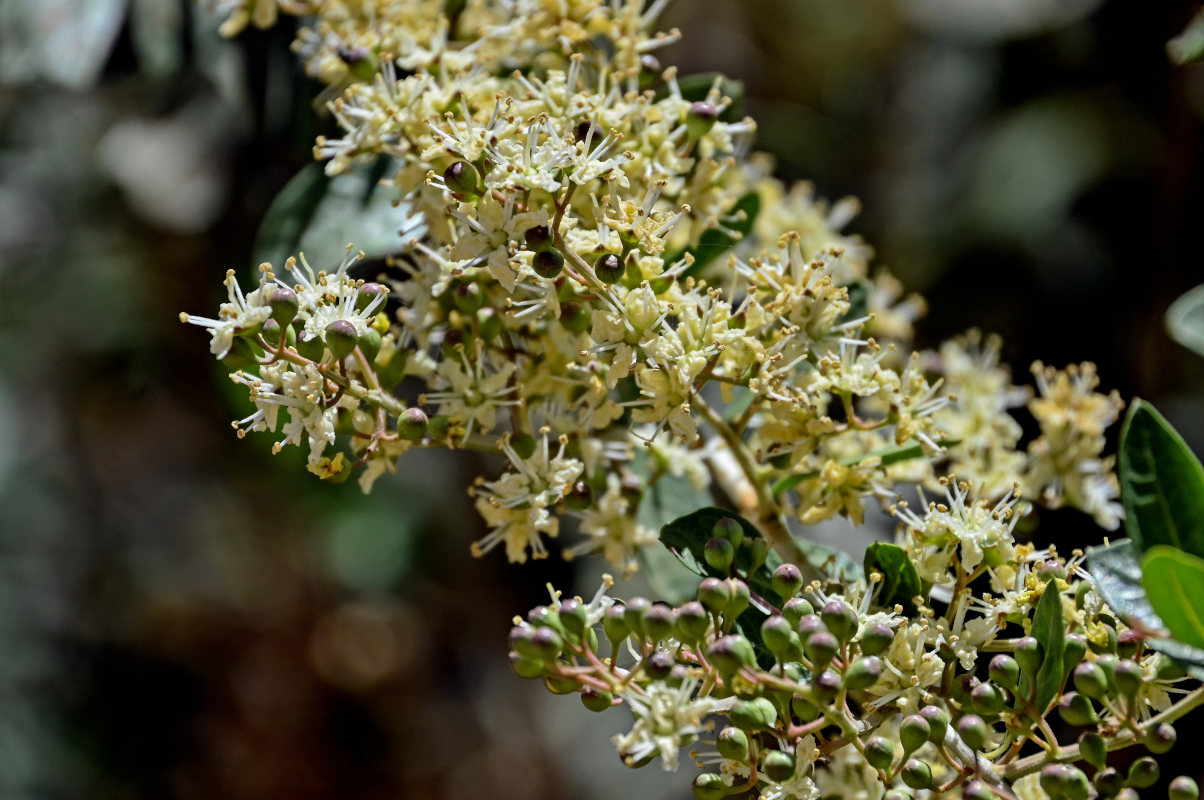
left=185, top=2, right=1204, bottom=798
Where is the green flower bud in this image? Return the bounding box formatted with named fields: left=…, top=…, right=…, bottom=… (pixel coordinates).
left=1078, top=730, right=1107, bottom=769
left=1117, top=630, right=1143, bottom=660
left=726, top=578, right=751, bottom=618
left=602, top=605, right=629, bottom=645
left=337, top=45, right=378, bottom=81
left=707, top=635, right=754, bottom=677
left=294, top=329, right=323, bottom=361
left=396, top=407, right=428, bottom=441
left=820, top=600, right=857, bottom=643
left=1057, top=692, right=1098, bottom=726
left=1015, top=636, right=1043, bottom=675
left=426, top=414, right=450, bottom=441
left=716, top=726, right=749, bottom=761
left=686, top=100, right=718, bottom=140
left=919, top=705, right=949, bottom=743
left=704, top=537, right=735, bottom=574
left=261, top=318, right=287, bottom=349
left=989, top=655, right=1020, bottom=691
left=804, top=631, right=838, bottom=671
left=544, top=674, right=577, bottom=694
left=761, top=615, right=794, bottom=661
left=1063, top=634, right=1088, bottom=678
left=783, top=598, right=814, bottom=628
left=509, top=652, right=545, bottom=679
left=676, top=601, right=710, bottom=642
left=762, top=750, right=795, bottom=782
left=623, top=597, right=651, bottom=636
left=811, top=670, right=842, bottom=703
left=476, top=306, right=503, bottom=340
left=901, top=759, right=933, bottom=791
left=524, top=225, right=554, bottom=253
left=731, top=697, right=777, bottom=731
left=791, top=695, right=820, bottom=722
left=899, top=715, right=930, bottom=755
left=581, top=687, right=613, bottom=712
left=864, top=736, right=894, bottom=770
left=971, top=682, right=1006, bottom=715
left=1041, top=764, right=1070, bottom=800
left=747, top=539, right=769, bottom=573
left=220, top=336, right=258, bottom=369
left=711, top=516, right=743, bottom=547
left=265, top=285, right=299, bottom=327
left=963, top=780, right=995, bottom=800
left=1095, top=653, right=1119, bottom=694
left=558, top=598, right=587, bottom=639
left=1064, top=767, right=1090, bottom=800
left=532, top=248, right=565, bottom=279
left=1073, top=662, right=1109, bottom=700
left=443, top=160, right=482, bottom=197
left=698, top=577, right=730, bottom=614
left=508, top=625, right=539, bottom=659
left=692, top=772, right=727, bottom=800
left=1171, top=777, right=1200, bottom=800
left=772, top=564, right=804, bottom=599
left=527, top=605, right=564, bottom=635
left=358, top=327, right=382, bottom=363
left=564, top=480, right=593, bottom=511
left=842, top=656, right=882, bottom=690
left=324, top=319, right=359, bottom=360
left=1090, top=623, right=1119, bottom=655
left=644, top=651, right=675, bottom=680
left=1145, top=721, right=1176, bottom=754
left=452, top=281, right=483, bottom=314
left=1095, top=768, right=1124, bottom=798
left=956, top=714, right=988, bottom=751
left=643, top=603, right=675, bottom=643
left=1128, top=757, right=1159, bottom=789
left=1113, top=659, right=1143, bottom=699
left=858, top=622, right=894, bottom=657
left=528, top=626, right=563, bottom=662
left=796, top=614, right=827, bottom=644
left=594, top=252, right=624, bottom=284
left=559, top=301, right=592, bottom=334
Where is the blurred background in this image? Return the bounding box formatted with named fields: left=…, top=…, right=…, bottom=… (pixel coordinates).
left=1, top=1, right=1203, bottom=798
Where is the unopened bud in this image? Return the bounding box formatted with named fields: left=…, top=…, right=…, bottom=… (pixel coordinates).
left=524, top=225, right=554, bottom=252
left=532, top=248, right=565, bottom=279
left=443, top=160, right=482, bottom=198
left=762, top=750, right=795, bottom=782
left=324, top=319, right=359, bottom=360
left=266, top=285, right=299, bottom=326
left=730, top=697, right=777, bottom=732
left=595, top=252, right=624, bottom=284
left=397, top=407, right=428, bottom=441
left=703, top=537, right=735, bottom=573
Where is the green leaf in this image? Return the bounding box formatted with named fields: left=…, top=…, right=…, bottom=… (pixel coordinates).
left=863, top=543, right=922, bottom=615
left=1166, top=283, right=1204, bottom=358
left=1031, top=586, right=1065, bottom=714
left=253, top=157, right=425, bottom=270
left=1119, top=400, right=1204, bottom=558
left=771, top=439, right=960, bottom=497
left=1142, top=545, right=1204, bottom=650
left=680, top=192, right=760, bottom=278
left=638, top=472, right=714, bottom=603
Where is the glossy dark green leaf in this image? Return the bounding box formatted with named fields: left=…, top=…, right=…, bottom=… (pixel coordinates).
left=1119, top=400, right=1204, bottom=558
left=1032, top=586, right=1064, bottom=714
left=1142, top=545, right=1204, bottom=650
left=253, top=157, right=425, bottom=270
left=864, top=542, right=922, bottom=615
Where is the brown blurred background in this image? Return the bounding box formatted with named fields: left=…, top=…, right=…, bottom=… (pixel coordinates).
left=1, top=1, right=1203, bottom=798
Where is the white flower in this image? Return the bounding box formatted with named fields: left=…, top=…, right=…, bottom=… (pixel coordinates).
left=180, top=268, right=272, bottom=359
left=612, top=678, right=735, bottom=771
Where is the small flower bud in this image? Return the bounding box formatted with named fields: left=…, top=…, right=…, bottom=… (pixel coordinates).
left=356, top=281, right=387, bottom=312
left=1064, top=767, right=1090, bottom=800
left=1089, top=623, right=1119, bottom=655
left=643, top=603, right=675, bottom=643
left=1117, top=629, right=1143, bottom=659
left=842, top=656, right=882, bottom=690
left=528, top=626, right=563, bottom=662
left=452, top=281, right=483, bottom=314
left=762, top=750, right=795, bottom=782
left=602, top=605, right=629, bottom=644
left=1057, top=692, right=1098, bottom=726
left=261, top=318, right=286, bottom=349
left=337, top=46, right=378, bottom=82
left=811, top=669, right=842, bottom=703
left=1041, top=764, right=1071, bottom=800
left=919, top=705, right=949, bottom=743
left=397, top=407, right=428, bottom=441
left=971, top=682, right=1006, bottom=715
left=730, top=697, right=777, bottom=732
left=675, top=601, right=710, bottom=642
left=783, top=597, right=814, bottom=628
left=791, top=695, right=820, bottom=722
left=559, top=301, right=592, bottom=334
left=509, top=652, right=545, bottom=679
left=594, top=252, right=624, bottom=284
left=707, top=634, right=754, bottom=677
left=989, top=655, right=1020, bottom=691
left=295, top=329, right=324, bottom=361
left=623, top=597, right=651, bottom=636
left=358, top=327, right=382, bottom=363
left=899, top=715, right=930, bottom=755
left=1112, top=659, right=1143, bottom=698
left=716, top=726, right=749, bottom=762
left=557, top=598, right=587, bottom=639
left=524, top=225, right=554, bottom=252
left=1145, top=722, right=1176, bottom=754
left=644, top=651, right=675, bottom=680
left=1078, top=730, right=1107, bottom=769
left=1063, top=634, right=1088, bottom=677
left=266, top=286, right=299, bottom=326
left=532, top=248, right=565, bottom=279
left=1094, top=768, right=1124, bottom=798
left=796, top=614, right=827, bottom=644
left=691, top=772, right=727, bottom=800
left=963, top=780, right=994, bottom=800
left=698, top=577, right=729, bottom=614
left=761, top=615, right=794, bottom=661
left=820, top=600, right=857, bottom=643
left=858, top=622, right=894, bottom=656
left=1171, top=777, right=1200, bottom=800
left=324, top=319, right=359, bottom=360
left=426, top=414, right=450, bottom=441
left=703, top=537, right=735, bottom=573
left=581, top=687, right=612, bottom=712
left=711, top=516, right=743, bottom=547
left=1073, top=662, right=1108, bottom=700
left=1015, top=636, right=1043, bottom=675
left=901, top=759, right=933, bottom=791
left=527, top=605, right=564, bottom=634
left=864, top=736, right=894, bottom=770
left=1128, top=757, right=1159, bottom=789
left=443, top=160, right=482, bottom=198
left=726, top=578, right=751, bottom=617
left=804, top=631, right=838, bottom=671
left=638, top=54, right=661, bottom=88
left=772, top=563, right=804, bottom=598
left=956, top=714, right=988, bottom=751
left=686, top=101, right=718, bottom=140
left=1038, top=559, right=1067, bottom=581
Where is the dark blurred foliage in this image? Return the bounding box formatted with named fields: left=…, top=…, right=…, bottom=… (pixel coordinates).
left=1, top=1, right=1203, bottom=798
